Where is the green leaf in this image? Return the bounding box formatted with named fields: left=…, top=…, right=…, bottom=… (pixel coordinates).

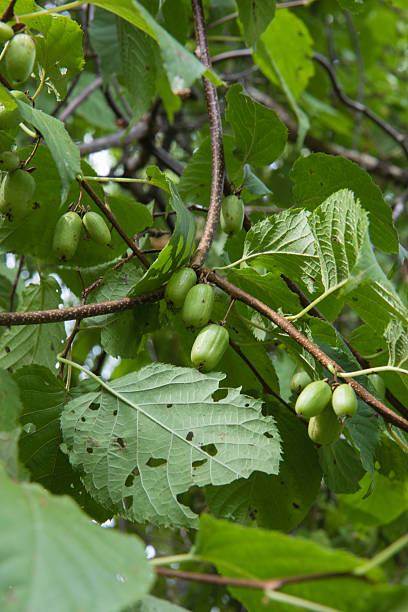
left=88, top=7, right=121, bottom=84
left=226, top=83, right=287, bottom=167
left=0, top=277, right=65, bottom=372
left=14, top=97, right=81, bottom=203
left=339, top=436, right=408, bottom=528
left=291, top=153, right=398, bottom=254
left=319, top=439, right=366, bottom=494
left=61, top=362, right=281, bottom=528
left=129, top=174, right=195, bottom=295
left=194, top=514, right=386, bottom=612
left=26, top=13, right=84, bottom=97
left=133, top=596, right=189, bottom=612
left=118, top=18, right=160, bottom=122
left=236, top=0, right=276, bottom=47
left=73, top=72, right=117, bottom=131
left=206, top=401, right=322, bottom=531
left=0, top=368, right=23, bottom=479
left=101, top=302, right=162, bottom=358
left=0, top=465, right=153, bottom=612
left=254, top=10, right=314, bottom=100
left=337, top=0, right=370, bottom=13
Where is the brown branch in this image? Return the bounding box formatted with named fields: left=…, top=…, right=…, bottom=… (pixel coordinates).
left=282, top=276, right=408, bottom=420
left=0, top=287, right=164, bottom=326
left=78, top=179, right=151, bottom=269
left=246, top=85, right=408, bottom=185
left=1, top=0, right=17, bottom=22
left=155, top=567, right=369, bottom=590
left=313, top=52, right=408, bottom=160
left=0, top=72, right=12, bottom=90
left=59, top=76, right=103, bottom=122
left=9, top=255, right=24, bottom=313
left=201, top=270, right=408, bottom=433
left=78, top=123, right=149, bottom=156
left=191, top=0, right=225, bottom=267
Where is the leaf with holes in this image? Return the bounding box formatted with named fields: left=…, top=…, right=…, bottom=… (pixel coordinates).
left=61, top=362, right=281, bottom=528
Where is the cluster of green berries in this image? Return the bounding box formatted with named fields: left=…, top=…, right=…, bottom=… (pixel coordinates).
left=52, top=211, right=111, bottom=261
left=165, top=267, right=229, bottom=372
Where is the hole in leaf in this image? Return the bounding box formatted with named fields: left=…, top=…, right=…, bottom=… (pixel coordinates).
left=125, top=473, right=134, bottom=487
left=264, top=432, right=273, bottom=438
left=192, top=458, right=207, bottom=468
left=88, top=402, right=100, bottom=411
left=5, top=346, right=10, bottom=353
left=167, top=404, right=173, bottom=408
left=212, top=388, right=228, bottom=402
left=113, top=409, right=118, bottom=416
left=292, top=502, right=300, bottom=510
left=86, top=447, right=93, bottom=454
left=81, top=416, right=86, bottom=422
left=146, top=457, right=167, bottom=468
left=200, top=443, right=217, bottom=456
left=245, top=403, right=250, bottom=408
left=115, top=437, right=126, bottom=449
left=186, top=431, right=194, bottom=441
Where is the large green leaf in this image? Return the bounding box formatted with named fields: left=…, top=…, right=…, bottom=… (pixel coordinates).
left=0, top=277, right=65, bottom=372
left=194, top=515, right=387, bottom=612
left=291, top=153, right=398, bottom=254
left=0, top=368, right=23, bottom=479
left=254, top=10, right=314, bottom=100
left=242, top=189, right=368, bottom=314
left=0, top=465, right=153, bottom=612
left=206, top=401, right=322, bottom=532
left=225, top=83, right=287, bottom=167
left=61, top=362, right=281, bottom=528
left=118, top=18, right=160, bottom=121
left=236, top=0, right=276, bottom=47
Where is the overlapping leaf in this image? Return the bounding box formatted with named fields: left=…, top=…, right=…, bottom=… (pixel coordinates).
left=236, top=0, right=276, bottom=46
left=0, top=465, right=153, bottom=612
left=61, top=362, right=281, bottom=528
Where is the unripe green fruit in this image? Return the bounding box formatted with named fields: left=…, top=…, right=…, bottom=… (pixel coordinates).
left=290, top=368, right=312, bottom=395
left=182, top=284, right=214, bottom=328
left=191, top=324, right=229, bottom=372
left=82, top=211, right=111, bottom=246
left=165, top=267, right=197, bottom=309
left=0, top=23, right=14, bottom=44
left=308, top=405, right=343, bottom=446
left=0, top=169, right=35, bottom=219
left=220, top=195, right=244, bottom=236
left=52, top=212, right=82, bottom=261
left=295, top=380, right=332, bottom=419
left=332, top=384, right=357, bottom=418
left=0, top=151, right=20, bottom=172
left=369, top=373, right=386, bottom=400
left=5, top=34, right=36, bottom=85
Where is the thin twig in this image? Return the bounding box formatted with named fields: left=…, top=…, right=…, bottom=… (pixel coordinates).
left=211, top=49, right=252, bottom=64
left=78, top=179, right=151, bottom=268
left=23, top=137, right=41, bottom=168
left=1, top=0, right=17, bottom=22
left=9, top=256, right=24, bottom=313
left=191, top=0, right=225, bottom=267
left=50, top=74, right=81, bottom=116
left=345, top=11, right=365, bottom=150
left=313, top=52, right=408, bottom=160
left=155, top=567, right=368, bottom=590
left=59, top=76, right=103, bottom=122
left=0, top=287, right=165, bottom=326
left=201, top=269, right=408, bottom=433
left=78, top=123, right=149, bottom=156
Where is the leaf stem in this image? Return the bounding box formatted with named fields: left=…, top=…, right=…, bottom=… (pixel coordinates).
left=18, top=1, right=83, bottom=18
left=385, top=422, right=408, bottom=454
left=149, top=553, right=197, bottom=567
left=80, top=175, right=155, bottom=185
left=353, top=533, right=408, bottom=576
left=287, top=280, right=348, bottom=322
left=335, top=365, right=408, bottom=379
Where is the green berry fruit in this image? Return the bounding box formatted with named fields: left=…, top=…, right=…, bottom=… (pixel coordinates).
left=332, top=384, right=357, bottom=418
left=369, top=373, right=386, bottom=400
left=308, top=405, right=343, bottom=446
left=182, top=284, right=214, bottom=328
left=52, top=212, right=82, bottom=261
left=191, top=324, right=229, bottom=372
left=0, top=23, right=14, bottom=44
left=165, top=267, right=197, bottom=309
left=220, top=195, right=244, bottom=236
left=0, top=151, right=20, bottom=172
left=295, top=380, right=332, bottom=419
left=5, top=34, right=36, bottom=85
left=82, top=211, right=111, bottom=246
left=0, top=104, right=20, bottom=130
left=0, top=169, right=35, bottom=219
left=290, top=368, right=312, bottom=395
left=10, top=89, right=32, bottom=105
